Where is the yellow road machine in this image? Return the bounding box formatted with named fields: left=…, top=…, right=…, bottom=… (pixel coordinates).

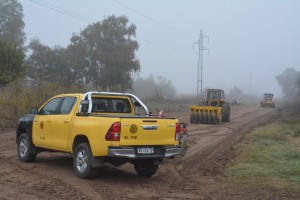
left=260, top=93, right=275, bottom=108
left=190, top=89, right=230, bottom=124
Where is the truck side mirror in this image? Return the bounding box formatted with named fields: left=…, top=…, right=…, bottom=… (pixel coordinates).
left=30, top=108, right=38, bottom=114
left=80, top=100, right=89, bottom=112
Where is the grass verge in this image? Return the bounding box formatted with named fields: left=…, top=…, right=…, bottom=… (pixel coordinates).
left=213, top=115, right=300, bottom=200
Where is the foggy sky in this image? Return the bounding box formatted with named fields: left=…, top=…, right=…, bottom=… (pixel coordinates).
left=20, top=0, right=300, bottom=97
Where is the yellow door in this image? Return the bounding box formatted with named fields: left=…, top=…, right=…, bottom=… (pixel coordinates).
left=32, top=114, right=53, bottom=147
left=51, top=96, right=77, bottom=150
left=50, top=115, right=72, bottom=150
left=32, top=97, right=63, bottom=148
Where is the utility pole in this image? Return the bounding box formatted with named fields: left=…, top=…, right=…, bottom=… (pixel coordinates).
left=194, top=30, right=209, bottom=102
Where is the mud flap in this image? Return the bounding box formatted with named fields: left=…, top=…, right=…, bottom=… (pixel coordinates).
left=91, top=156, right=104, bottom=168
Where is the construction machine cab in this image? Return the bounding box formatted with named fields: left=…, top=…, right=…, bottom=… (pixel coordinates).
left=264, top=93, right=273, bottom=100
left=201, top=89, right=226, bottom=107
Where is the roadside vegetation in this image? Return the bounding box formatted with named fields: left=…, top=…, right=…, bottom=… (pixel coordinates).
left=213, top=113, right=300, bottom=200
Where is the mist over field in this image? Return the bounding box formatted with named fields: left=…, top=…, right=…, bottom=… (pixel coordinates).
left=1, top=0, right=299, bottom=110
left=19, top=0, right=300, bottom=98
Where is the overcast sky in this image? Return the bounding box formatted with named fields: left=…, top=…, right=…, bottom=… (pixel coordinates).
left=20, top=0, right=300, bottom=97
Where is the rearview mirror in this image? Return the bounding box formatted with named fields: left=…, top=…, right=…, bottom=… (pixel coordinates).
left=30, top=108, right=38, bottom=114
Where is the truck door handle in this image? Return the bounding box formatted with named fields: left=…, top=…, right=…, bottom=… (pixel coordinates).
left=64, top=120, right=70, bottom=123
left=46, top=120, right=52, bottom=122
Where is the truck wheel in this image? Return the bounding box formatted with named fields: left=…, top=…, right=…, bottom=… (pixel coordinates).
left=17, top=133, right=37, bottom=162
left=134, top=160, right=159, bottom=177
left=180, top=133, right=188, bottom=156
left=73, top=143, right=95, bottom=179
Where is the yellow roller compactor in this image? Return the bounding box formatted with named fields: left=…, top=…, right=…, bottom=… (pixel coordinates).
left=190, top=89, right=230, bottom=124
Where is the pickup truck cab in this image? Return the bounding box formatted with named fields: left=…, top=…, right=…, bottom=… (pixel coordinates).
left=17, top=92, right=182, bottom=178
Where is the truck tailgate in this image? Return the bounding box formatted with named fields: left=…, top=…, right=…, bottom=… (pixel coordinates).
left=120, top=118, right=176, bottom=146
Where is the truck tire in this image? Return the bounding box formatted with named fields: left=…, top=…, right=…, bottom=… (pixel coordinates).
left=221, top=102, right=230, bottom=122
left=134, top=160, right=159, bottom=177
left=73, top=143, right=96, bottom=179
left=17, top=133, right=37, bottom=162
left=180, top=133, right=188, bottom=156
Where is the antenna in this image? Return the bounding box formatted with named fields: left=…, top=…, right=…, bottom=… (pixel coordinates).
left=193, top=30, right=209, bottom=102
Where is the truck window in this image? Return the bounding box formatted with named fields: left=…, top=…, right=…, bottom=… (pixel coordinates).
left=60, top=97, right=76, bottom=114
left=131, top=98, right=147, bottom=115
left=91, top=97, right=132, bottom=113
left=39, top=98, right=62, bottom=115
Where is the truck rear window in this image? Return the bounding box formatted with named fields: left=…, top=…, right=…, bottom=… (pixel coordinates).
left=91, top=98, right=132, bottom=113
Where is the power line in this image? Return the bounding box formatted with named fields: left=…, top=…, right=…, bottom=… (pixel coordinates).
left=28, top=0, right=195, bottom=54
left=112, top=0, right=195, bottom=38
left=137, top=35, right=195, bottom=53
left=29, top=0, right=94, bottom=23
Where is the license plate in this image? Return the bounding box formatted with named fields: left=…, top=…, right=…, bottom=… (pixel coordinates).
left=137, top=147, right=154, bottom=154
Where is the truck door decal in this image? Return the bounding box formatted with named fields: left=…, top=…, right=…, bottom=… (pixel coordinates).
left=129, top=124, right=138, bottom=134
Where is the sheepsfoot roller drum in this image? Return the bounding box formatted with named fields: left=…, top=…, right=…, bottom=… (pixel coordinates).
left=190, top=89, right=230, bottom=124
left=190, top=106, right=221, bottom=124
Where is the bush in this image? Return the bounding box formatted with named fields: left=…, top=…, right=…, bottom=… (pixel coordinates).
left=0, top=79, right=84, bottom=127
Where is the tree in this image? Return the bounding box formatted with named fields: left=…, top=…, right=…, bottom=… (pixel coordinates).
left=69, top=15, right=140, bottom=91
left=27, top=39, right=79, bottom=86
left=0, top=0, right=25, bottom=47
left=155, top=76, right=177, bottom=99
left=0, top=39, right=26, bottom=87
left=229, top=86, right=243, bottom=98
left=133, top=75, right=156, bottom=99
left=132, top=75, right=177, bottom=99
left=276, top=68, right=300, bottom=99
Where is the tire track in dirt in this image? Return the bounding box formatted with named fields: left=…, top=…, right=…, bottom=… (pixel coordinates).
left=0, top=155, right=95, bottom=200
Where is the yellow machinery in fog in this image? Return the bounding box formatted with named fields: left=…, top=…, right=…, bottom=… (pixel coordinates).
left=260, top=93, right=275, bottom=108
left=190, top=89, right=230, bottom=124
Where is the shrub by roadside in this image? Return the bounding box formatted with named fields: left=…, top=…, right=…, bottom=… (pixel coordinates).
left=0, top=79, right=83, bottom=129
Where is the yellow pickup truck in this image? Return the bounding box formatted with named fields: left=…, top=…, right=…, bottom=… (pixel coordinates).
left=16, top=92, right=182, bottom=178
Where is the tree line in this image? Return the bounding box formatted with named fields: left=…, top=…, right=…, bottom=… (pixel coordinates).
left=0, top=0, right=177, bottom=126
left=0, top=0, right=141, bottom=92
left=1, top=0, right=299, bottom=127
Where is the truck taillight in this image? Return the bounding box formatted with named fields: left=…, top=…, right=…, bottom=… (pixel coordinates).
left=105, top=122, right=121, bottom=141
left=175, top=123, right=180, bottom=141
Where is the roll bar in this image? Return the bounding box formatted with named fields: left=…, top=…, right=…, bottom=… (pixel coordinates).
left=78, top=91, right=149, bottom=115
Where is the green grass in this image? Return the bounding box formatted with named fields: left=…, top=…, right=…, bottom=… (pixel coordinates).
left=214, top=115, right=300, bottom=200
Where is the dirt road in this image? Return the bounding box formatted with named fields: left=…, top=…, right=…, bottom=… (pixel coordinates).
left=0, top=104, right=276, bottom=200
